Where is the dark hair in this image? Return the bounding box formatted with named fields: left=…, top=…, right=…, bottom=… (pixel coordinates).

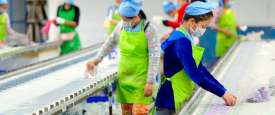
left=183, top=11, right=213, bottom=23
left=138, top=10, right=147, bottom=20
left=125, top=16, right=135, bottom=20
left=191, top=0, right=206, bottom=3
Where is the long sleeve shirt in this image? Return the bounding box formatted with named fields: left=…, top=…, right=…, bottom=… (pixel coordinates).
left=156, top=31, right=226, bottom=110
left=94, top=20, right=160, bottom=83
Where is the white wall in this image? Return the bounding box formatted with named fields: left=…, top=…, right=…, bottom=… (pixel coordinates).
left=232, top=0, right=275, bottom=26
left=48, top=0, right=165, bottom=48
left=47, top=0, right=275, bottom=48
left=8, top=0, right=26, bottom=33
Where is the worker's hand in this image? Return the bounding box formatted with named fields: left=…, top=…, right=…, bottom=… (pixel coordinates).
left=50, top=19, right=56, bottom=24
left=222, top=92, right=237, bottom=106
left=162, top=20, right=169, bottom=27
left=144, top=82, right=153, bottom=97
left=56, top=17, right=66, bottom=24
left=239, top=25, right=248, bottom=32
left=86, top=60, right=99, bottom=73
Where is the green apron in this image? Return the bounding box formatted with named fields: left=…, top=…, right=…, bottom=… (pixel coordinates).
left=116, top=21, right=152, bottom=104
left=167, top=46, right=204, bottom=112
left=216, top=8, right=237, bottom=57
left=164, top=27, right=205, bottom=112
left=107, top=10, right=121, bottom=35
left=0, top=14, right=7, bottom=42
left=58, top=6, right=81, bottom=55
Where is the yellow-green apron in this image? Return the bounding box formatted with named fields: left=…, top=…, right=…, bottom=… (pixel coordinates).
left=0, top=14, right=7, bottom=42
left=116, top=21, right=152, bottom=104
left=216, top=8, right=237, bottom=57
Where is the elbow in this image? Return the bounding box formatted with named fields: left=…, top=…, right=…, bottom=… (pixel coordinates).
left=66, top=21, right=78, bottom=28
left=71, top=23, right=78, bottom=28
left=189, top=75, right=204, bottom=86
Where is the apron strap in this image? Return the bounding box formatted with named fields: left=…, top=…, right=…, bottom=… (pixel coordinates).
left=161, top=75, right=171, bottom=85
left=144, top=21, right=150, bottom=31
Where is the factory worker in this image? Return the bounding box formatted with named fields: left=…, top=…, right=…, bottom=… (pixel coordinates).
left=54, top=0, right=81, bottom=55
left=155, top=1, right=237, bottom=114
left=86, top=0, right=160, bottom=114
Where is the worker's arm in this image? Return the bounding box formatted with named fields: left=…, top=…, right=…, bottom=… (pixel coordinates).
left=145, top=21, right=161, bottom=84
left=175, top=39, right=226, bottom=97
left=198, top=63, right=226, bottom=89
left=94, top=21, right=122, bottom=63
left=215, top=27, right=235, bottom=36
left=56, top=5, right=80, bottom=28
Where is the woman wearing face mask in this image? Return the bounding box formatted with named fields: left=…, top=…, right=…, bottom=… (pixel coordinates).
left=155, top=2, right=237, bottom=114
left=54, top=0, right=81, bottom=55
left=161, top=0, right=206, bottom=43
left=86, top=0, right=160, bottom=114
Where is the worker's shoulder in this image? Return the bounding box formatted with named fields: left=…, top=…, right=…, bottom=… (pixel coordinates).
left=169, top=30, right=188, bottom=41
left=71, top=5, right=80, bottom=11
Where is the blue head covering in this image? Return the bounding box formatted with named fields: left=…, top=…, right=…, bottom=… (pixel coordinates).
left=0, top=0, right=8, bottom=4
left=163, top=1, right=177, bottom=13
left=64, top=0, right=75, bottom=5
left=185, top=1, right=218, bottom=16
left=219, top=0, right=224, bottom=7
left=219, top=0, right=233, bottom=8
left=119, top=0, right=143, bottom=17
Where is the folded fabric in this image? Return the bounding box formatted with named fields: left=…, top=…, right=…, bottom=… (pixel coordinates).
left=246, top=87, right=269, bottom=103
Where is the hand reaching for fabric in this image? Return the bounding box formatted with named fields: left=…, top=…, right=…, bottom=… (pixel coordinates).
left=222, top=92, right=237, bottom=106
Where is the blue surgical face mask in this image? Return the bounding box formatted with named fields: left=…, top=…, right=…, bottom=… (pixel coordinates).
left=190, top=25, right=206, bottom=37
left=123, top=21, right=132, bottom=28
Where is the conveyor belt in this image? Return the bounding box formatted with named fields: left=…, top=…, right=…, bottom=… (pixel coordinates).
left=179, top=40, right=275, bottom=115
left=0, top=41, right=63, bottom=74
left=0, top=44, right=117, bottom=115
left=0, top=41, right=61, bottom=61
